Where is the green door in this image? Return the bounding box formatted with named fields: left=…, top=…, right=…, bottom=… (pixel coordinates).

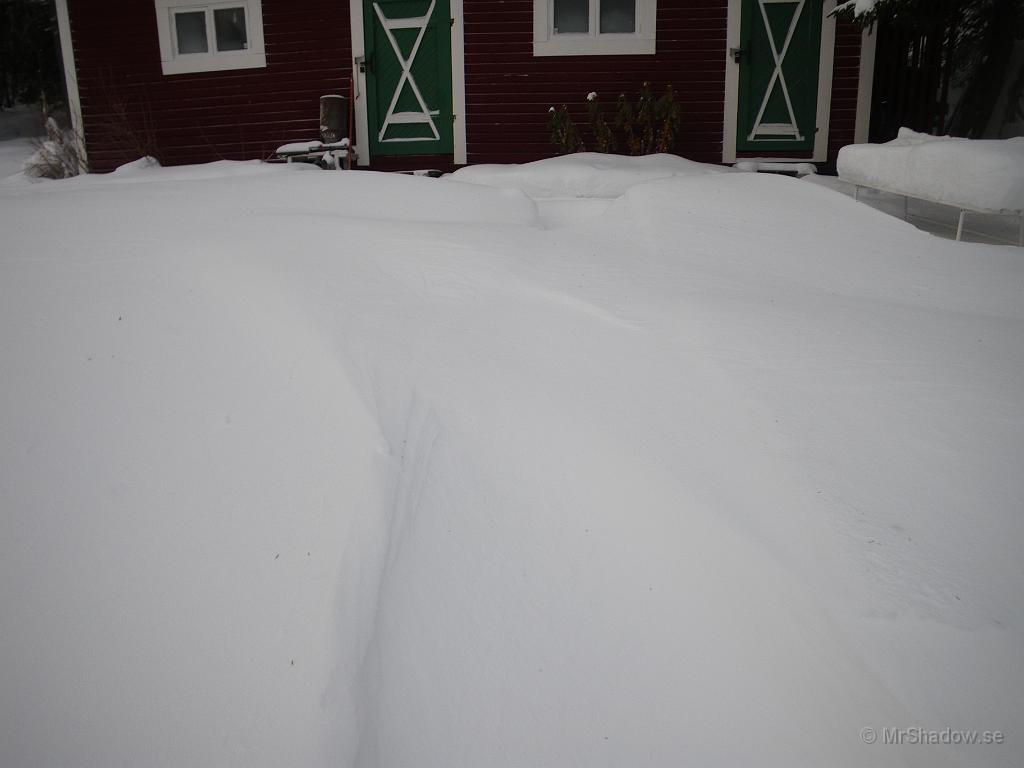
left=737, top=0, right=822, bottom=152
left=363, top=0, right=453, bottom=156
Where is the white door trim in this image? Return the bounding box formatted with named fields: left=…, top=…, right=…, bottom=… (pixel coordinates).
left=350, top=0, right=370, bottom=166
left=451, top=0, right=467, bottom=165
left=854, top=24, right=876, bottom=143
left=722, top=0, right=741, bottom=163
left=349, top=0, right=466, bottom=166
left=722, top=0, right=836, bottom=164
left=812, top=0, right=836, bottom=161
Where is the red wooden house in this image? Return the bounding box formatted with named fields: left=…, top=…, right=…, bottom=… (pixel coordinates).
left=54, top=0, right=876, bottom=172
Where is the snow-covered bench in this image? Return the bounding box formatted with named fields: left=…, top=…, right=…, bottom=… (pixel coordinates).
left=837, top=129, right=1024, bottom=246
left=273, top=139, right=355, bottom=170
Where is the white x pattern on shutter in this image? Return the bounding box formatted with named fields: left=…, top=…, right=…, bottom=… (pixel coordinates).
left=747, top=0, right=805, bottom=141
left=373, top=0, right=441, bottom=143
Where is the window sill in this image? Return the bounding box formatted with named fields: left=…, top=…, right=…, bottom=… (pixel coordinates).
left=159, top=51, right=267, bottom=75
left=533, top=35, right=655, bottom=57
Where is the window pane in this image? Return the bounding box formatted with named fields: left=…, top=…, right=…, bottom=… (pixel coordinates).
left=174, top=11, right=208, bottom=54
left=553, top=0, right=589, bottom=34
left=214, top=7, right=248, bottom=51
left=600, top=0, right=636, bottom=33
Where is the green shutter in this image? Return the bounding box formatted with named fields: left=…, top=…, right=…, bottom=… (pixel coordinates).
left=737, top=0, right=822, bottom=152
left=363, top=0, right=454, bottom=156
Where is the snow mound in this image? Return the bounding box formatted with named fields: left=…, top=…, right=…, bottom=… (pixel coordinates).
left=112, top=155, right=162, bottom=173
left=37, top=160, right=541, bottom=227
left=1, top=158, right=1022, bottom=768
left=837, top=128, right=1024, bottom=213
left=0, top=137, right=37, bottom=182
left=450, top=151, right=729, bottom=198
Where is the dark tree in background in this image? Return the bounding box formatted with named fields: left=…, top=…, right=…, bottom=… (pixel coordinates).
left=945, top=0, right=1024, bottom=137
left=839, top=0, right=1024, bottom=140
left=0, top=0, right=64, bottom=110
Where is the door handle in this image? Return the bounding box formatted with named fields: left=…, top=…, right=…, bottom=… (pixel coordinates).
left=730, top=47, right=744, bottom=63
left=356, top=53, right=374, bottom=74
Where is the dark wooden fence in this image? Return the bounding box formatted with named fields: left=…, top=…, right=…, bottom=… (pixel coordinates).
left=869, top=19, right=955, bottom=141
left=868, top=0, right=1023, bottom=141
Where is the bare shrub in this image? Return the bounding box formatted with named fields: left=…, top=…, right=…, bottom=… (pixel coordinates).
left=24, top=116, right=86, bottom=179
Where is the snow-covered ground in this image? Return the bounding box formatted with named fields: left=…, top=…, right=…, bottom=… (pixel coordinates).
left=0, top=137, right=35, bottom=180
left=1, top=154, right=1022, bottom=768
left=806, top=174, right=1023, bottom=246
left=0, top=104, right=43, bottom=180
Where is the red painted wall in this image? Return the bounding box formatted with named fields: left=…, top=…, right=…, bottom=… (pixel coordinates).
left=827, top=16, right=862, bottom=167
left=68, top=0, right=352, bottom=171
left=463, top=0, right=729, bottom=165
left=67, top=1, right=862, bottom=171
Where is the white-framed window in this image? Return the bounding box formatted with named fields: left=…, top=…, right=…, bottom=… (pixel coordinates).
left=533, top=0, right=657, bottom=56
left=154, top=0, right=266, bottom=75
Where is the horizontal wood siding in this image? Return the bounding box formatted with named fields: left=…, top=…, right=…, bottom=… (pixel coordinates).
left=68, top=0, right=860, bottom=171
left=463, top=0, right=729, bottom=165
left=68, top=0, right=352, bottom=171
left=826, top=16, right=861, bottom=167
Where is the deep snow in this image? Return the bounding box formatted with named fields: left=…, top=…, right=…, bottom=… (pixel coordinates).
left=1, top=154, right=1022, bottom=768
left=0, top=104, right=43, bottom=181
left=806, top=173, right=1023, bottom=246
left=0, top=137, right=35, bottom=180
left=837, top=128, right=1024, bottom=213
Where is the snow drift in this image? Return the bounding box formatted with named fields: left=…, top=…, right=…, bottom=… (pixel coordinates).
left=1, top=156, right=1022, bottom=768
left=837, top=128, right=1024, bottom=213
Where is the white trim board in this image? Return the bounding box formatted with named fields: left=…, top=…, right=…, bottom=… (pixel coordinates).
left=153, top=0, right=267, bottom=76
left=854, top=24, right=876, bottom=144
left=722, top=0, right=741, bottom=163
left=349, top=0, right=370, bottom=166
left=532, top=0, right=657, bottom=57
left=813, top=0, right=836, bottom=161
left=349, top=0, right=467, bottom=166
left=451, top=0, right=467, bottom=165
left=722, top=0, right=837, bottom=164
left=55, top=0, right=87, bottom=171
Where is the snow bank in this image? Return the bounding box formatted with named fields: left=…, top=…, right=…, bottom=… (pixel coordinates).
left=0, top=105, right=44, bottom=181
left=837, top=128, right=1024, bottom=212
left=450, top=151, right=729, bottom=198
left=2, top=156, right=1022, bottom=768
left=0, top=137, right=36, bottom=181
left=111, top=155, right=162, bottom=173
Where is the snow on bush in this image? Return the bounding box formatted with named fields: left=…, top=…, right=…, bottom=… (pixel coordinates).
left=549, top=83, right=682, bottom=156
left=23, top=117, right=85, bottom=179
left=834, top=0, right=879, bottom=16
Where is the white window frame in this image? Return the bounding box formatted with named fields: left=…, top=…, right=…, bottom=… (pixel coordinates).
left=154, top=0, right=266, bottom=75
left=533, top=0, right=657, bottom=57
